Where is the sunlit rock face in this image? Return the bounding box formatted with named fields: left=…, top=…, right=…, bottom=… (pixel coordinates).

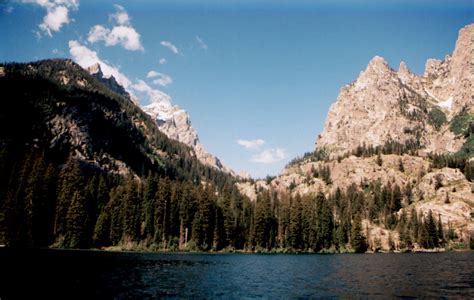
left=316, top=24, right=474, bottom=157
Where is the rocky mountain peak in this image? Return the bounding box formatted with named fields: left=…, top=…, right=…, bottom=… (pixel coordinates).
left=87, top=63, right=131, bottom=100
left=87, top=63, right=103, bottom=77
left=367, top=55, right=390, bottom=73
left=84, top=63, right=232, bottom=174
left=397, top=61, right=414, bottom=84
left=143, top=96, right=234, bottom=174
left=351, top=55, right=395, bottom=93
left=316, top=23, right=474, bottom=156
left=398, top=61, right=410, bottom=76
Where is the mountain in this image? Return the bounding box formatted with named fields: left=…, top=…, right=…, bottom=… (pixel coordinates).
left=86, top=63, right=232, bottom=174
left=141, top=93, right=233, bottom=174
left=0, top=59, right=250, bottom=250
left=316, top=24, right=474, bottom=156
left=1, top=25, right=472, bottom=253
left=87, top=63, right=133, bottom=101
left=237, top=23, right=474, bottom=252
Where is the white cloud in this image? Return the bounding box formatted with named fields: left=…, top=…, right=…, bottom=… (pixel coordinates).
left=159, top=58, right=167, bottom=65
left=152, top=74, right=172, bottom=87
left=87, top=5, right=143, bottom=51
left=237, top=139, right=265, bottom=150
left=195, top=35, right=208, bottom=50
left=147, top=70, right=173, bottom=87
left=161, top=41, right=179, bottom=54
left=131, top=79, right=153, bottom=93
left=110, top=4, right=129, bottom=25
left=23, top=0, right=79, bottom=37
left=105, top=26, right=143, bottom=51
left=87, top=25, right=109, bottom=43
left=131, top=80, right=172, bottom=105
left=68, top=40, right=131, bottom=88
left=251, top=148, right=287, bottom=164
left=147, top=70, right=159, bottom=78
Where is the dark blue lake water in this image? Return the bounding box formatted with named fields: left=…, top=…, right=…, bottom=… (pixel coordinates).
left=0, top=249, right=472, bottom=299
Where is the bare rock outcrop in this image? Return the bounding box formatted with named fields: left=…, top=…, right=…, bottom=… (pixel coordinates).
left=316, top=24, right=474, bottom=156
left=142, top=94, right=232, bottom=174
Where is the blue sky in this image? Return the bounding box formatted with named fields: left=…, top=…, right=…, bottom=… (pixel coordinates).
left=1, top=0, right=473, bottom=178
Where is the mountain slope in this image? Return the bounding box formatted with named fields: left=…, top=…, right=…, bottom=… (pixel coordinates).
left=0, top=59, right=250, bottom=249
left=238, top=23, right=474, bottom=252
left=142, top=94, right=233, bottom=174
left=84, top=62, right=232, bottom=174
left=316, top=24, right=474, bottom=156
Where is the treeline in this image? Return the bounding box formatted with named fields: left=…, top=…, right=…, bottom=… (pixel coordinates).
left=1, top=150, right=464, bottom=252
left=350, top=139, right=422, bottom=158
left=0, top=151, right=253, bottom=250
left=248, top=179, right=453, bottom=252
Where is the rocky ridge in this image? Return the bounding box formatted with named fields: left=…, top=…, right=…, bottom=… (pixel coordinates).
left=316, top=24, right=474, bottom=156
left=238, top=24, right=474, bottom=251
left=86, top=63, right=232, bottom=174
left=141, top=94, right=233, bottom=174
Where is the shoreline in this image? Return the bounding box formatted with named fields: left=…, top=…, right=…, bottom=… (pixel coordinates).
left=2, top=246, right=470, bottom=255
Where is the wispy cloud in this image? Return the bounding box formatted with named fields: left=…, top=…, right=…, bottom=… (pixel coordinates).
left=159, top=58, right=167, bottom=65
left=23, top=0, right=79, bottom=37
left=147, top=70, right=159, bottom=78
left=87, top=5, right=143, bottom=51
left=4, top=6, right=14, bottom=14
left=131, top=80, right=172, bottom=106
left=160, top=41, right=179, bottom=54
left=195, top=35, right=208, bottom=50
left=109, top=4, right=129, bottom=25
left=147, top=70, right=173, bottom=87
left=251, top=148, right=287, bottom=164
left=68, top=40, right=131, bottom=88
left=237, top=139, right=265, bottom=150
left=153, top=74, right=173, bottom=87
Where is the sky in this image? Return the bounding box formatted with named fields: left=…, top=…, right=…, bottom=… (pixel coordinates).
left=1, top=0, right=473, bottom=178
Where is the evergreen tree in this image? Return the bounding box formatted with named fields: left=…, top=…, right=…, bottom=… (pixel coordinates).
left=426, top=210, right=438, bottom=248
left=55, top=156, right=83, bottom=238
left=351, top=215, right=368, bottom=253
left=287, top=195, right=302, bottom=249
left=376, top=152, right=383, bottom=166
left=314, top=192, right=333, bottom=250
left=398, top=158, right=405, bottom=172
left=390, top=184, right=403, bottom=213
left=437, top=214, right=444, bottom=246
left=253, top=191, right=273, bottom=249
left=121, top=178, right=140, bottom=241
left=192, top=185, right=216, bottom=250
left=64, top=191, right=87, bottom=248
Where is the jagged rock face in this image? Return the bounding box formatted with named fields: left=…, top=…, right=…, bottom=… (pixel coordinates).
left=87, top=63, right=139, bottom=104
left=141, top=92, right=231, bottom=174
left=316, top=24, right=474, bottom=156
left=85, top=63, right=232, bottom=174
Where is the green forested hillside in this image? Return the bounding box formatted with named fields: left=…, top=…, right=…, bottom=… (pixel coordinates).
left=0, top=60, right=251, bottom=250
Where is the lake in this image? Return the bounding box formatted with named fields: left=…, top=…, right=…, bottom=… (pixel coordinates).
left=0, top=249, right=473, bottom=299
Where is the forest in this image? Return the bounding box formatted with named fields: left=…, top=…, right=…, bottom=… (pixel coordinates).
left=2, top=149, right=462, bottom=252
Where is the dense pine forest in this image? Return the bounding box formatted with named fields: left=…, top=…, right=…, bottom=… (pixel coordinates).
left=0, top=60, right=470, bottom=252
left=1, top=150, right=454, bottom=252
